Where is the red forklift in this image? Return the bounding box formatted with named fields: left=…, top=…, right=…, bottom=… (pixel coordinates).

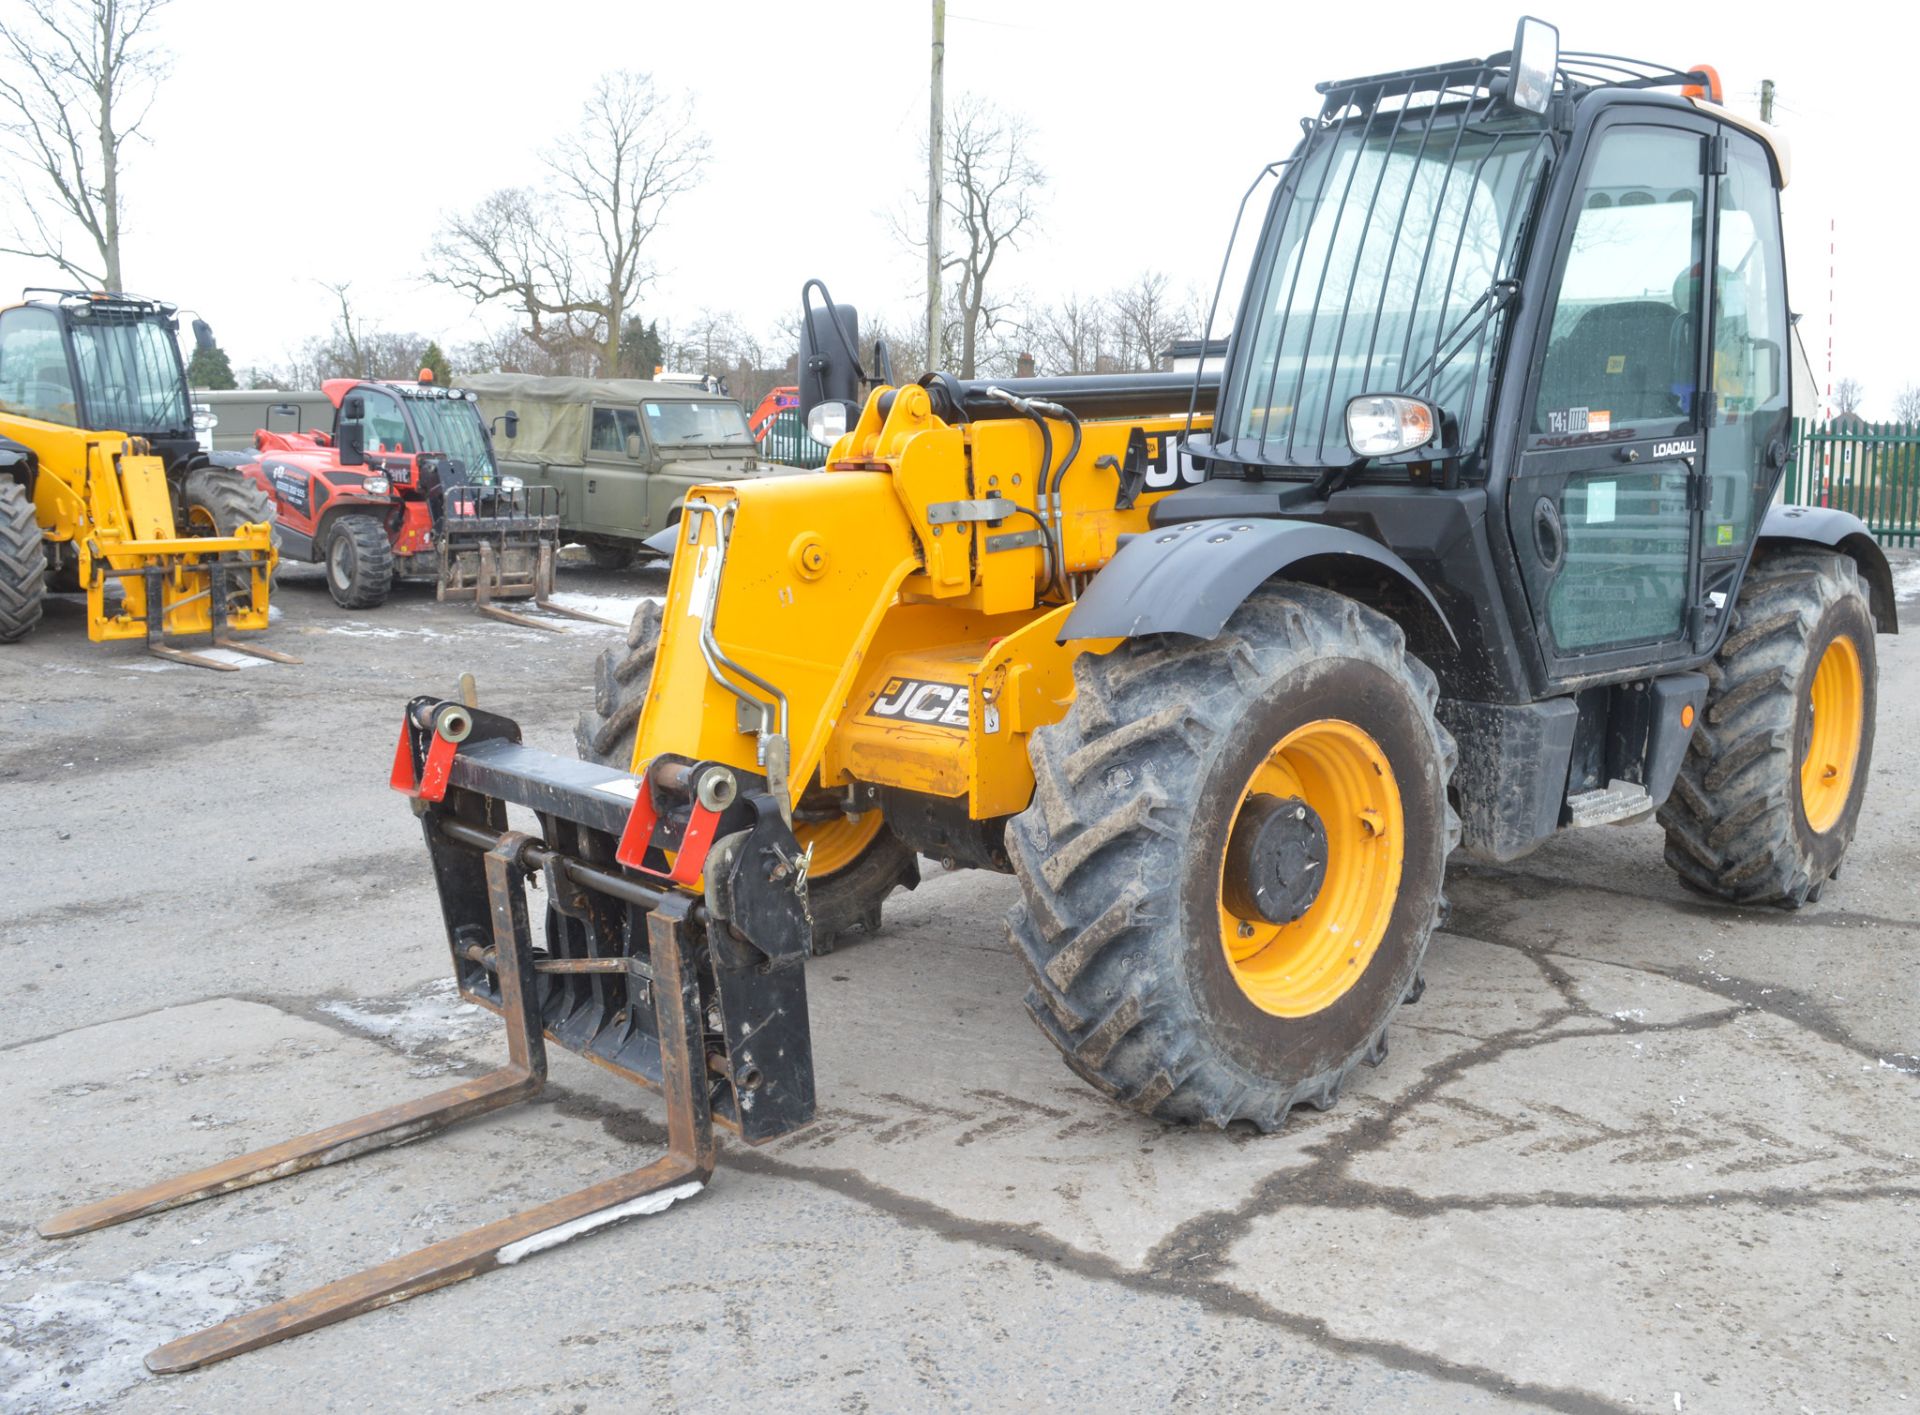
left=235, top=372, right=609, bottom=629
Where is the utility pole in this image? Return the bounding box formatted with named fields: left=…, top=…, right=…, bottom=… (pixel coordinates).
left=1759, top=78, right=1775, bottom=123
left=926, top=0, right=945, bottom=375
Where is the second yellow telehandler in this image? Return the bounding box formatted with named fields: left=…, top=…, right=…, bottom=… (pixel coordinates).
left=0, top=289, right=294, bottom=669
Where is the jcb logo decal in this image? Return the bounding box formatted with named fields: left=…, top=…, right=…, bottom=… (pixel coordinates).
left=1141, top=435, right=1207, bottom=491
left=868, top=677, right=970, bottom=729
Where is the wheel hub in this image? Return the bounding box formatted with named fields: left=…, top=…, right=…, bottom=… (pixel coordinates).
left=1223, top=794, right=1329, bottom=925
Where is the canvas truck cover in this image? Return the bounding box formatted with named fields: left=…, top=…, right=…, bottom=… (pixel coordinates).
left=459, top=373, right=740, bottom=468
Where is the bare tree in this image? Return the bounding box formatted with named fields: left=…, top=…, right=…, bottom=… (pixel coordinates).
left=0, top=0, right=170, bottom=289
left=1109, top=271, right=1181, bottom=373
left=429, top=70, right=708, bottom=375
left=1030, top=291, right=1109, bottom=375
left=1892, top=383, right=1920, bottom=425
left=896, top=96, right=1044, bottom=379
left=454, top=324, right=595, bottom=379
left=1833, top=376, right=1865, bottom=417
left=430, top=186, right=599, bottom=367
left=284, top=282, right=429, bottom=386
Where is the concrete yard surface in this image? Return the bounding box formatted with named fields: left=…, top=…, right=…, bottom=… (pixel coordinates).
left=2, top=557, right=1917, bottom=1413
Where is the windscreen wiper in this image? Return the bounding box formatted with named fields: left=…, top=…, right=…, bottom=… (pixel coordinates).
left=1401, top=279, right=1519, bottom=397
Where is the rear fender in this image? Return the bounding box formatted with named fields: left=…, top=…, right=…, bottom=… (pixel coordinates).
left=1757, top=504, right=1899, bottom=633
left=1061, top=517, right=1453, bottom=645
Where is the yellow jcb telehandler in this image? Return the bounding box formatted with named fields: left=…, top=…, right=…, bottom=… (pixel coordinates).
left=0, top=289, right=296, bottom=669
left=43, top=21, right=1896, bottom=1371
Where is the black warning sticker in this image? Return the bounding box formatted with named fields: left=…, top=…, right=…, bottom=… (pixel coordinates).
left=265, top=462, right=311, bottom=517
left=866, top=677, right=970, bottom=730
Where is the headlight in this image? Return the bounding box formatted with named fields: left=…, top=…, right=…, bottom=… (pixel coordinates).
left=805, top=401, right=848, bottom=445
left=362, top=476, right=391, bottom=495
left=1345, top=395, right=1440, bottom=458
left=499, top=475, right=524, bottom=492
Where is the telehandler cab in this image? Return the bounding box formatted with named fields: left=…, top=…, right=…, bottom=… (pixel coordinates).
left=0, top=290, right=294, bottom=668
left=49, top=21, right=1895, bottom=1369
left=231, top=374, right=612, bottom=630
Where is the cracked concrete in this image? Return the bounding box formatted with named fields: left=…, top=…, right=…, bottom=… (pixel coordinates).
left=1, top=554, right=1916, bottom=1412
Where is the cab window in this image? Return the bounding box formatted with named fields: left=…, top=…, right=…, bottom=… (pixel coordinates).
left=590, top=405, right=643, bottom=457
left=0, top=306, right=78, bottom=426
left=1701, top=137, right=1790, bottom=556
left=1532, top=126, right=1706, bottom=439
left=352, top=388, right=412, bottom=453
left=642, top=399, right=752, bottom=446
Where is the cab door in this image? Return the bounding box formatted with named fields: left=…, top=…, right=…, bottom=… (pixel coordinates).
left=582, top=404, right=652, bottom=536
left=1508, top=117, right=1714, bottom=680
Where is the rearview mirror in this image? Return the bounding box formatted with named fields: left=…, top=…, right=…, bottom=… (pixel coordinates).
left=1504, top=15, right=1558, bottom=114
left=625, top=432, right=644, bottom=461
left=503, top=410, right=518, bottom=440
left=798, top=283, right=861, bottom=435
left=338, top=419, right=366, bottom=467
left=192, top=318, right=217, bottom=354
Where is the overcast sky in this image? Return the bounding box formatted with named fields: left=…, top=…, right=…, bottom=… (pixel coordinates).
left=1, top=0, right=1912, bottom=415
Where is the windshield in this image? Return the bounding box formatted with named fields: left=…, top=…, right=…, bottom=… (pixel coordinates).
left=1216, top=106, right=1552, bottom=469
left=641, top=398, right=752, bottom=446
left=68, top=314, right=189, bottom=434
left=407, top=395, right=496, bottom=479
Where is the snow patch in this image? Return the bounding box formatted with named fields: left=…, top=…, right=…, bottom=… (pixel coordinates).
left=496, top=1182, right=703, bottom=1265
left=319, top=976, right=492, bottom=1057
left=1892, top=558, right=1920, bottom=604
left=116, top=646, right=277, bottom=671
left=0, top=1244, right=283, bottom=1411
left=539, top=591, right=660, bottom=634
left=326, top=621, right=457, bottom=640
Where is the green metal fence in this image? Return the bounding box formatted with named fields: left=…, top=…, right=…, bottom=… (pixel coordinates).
left=758, top=409, right=831, bottom=470
left=1782, top=418, right=1920, bottom=547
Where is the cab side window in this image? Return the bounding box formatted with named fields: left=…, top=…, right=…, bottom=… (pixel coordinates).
left=1702, top=138, right=1790, bottom=555
left=1532, top=127, right=1706, bottom=438
left=339, top=388, right=411, bottom=453
left=590, top=405, right=642, bottom=457
left=0, top=306, right=78, bottom=426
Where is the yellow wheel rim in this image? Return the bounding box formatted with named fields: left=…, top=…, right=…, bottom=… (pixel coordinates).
left=1217, top=719, right=1405, bottom=1018
left=1801, top=635, right=1863, bottom=834
left=797, top=811, right=884, bottom=878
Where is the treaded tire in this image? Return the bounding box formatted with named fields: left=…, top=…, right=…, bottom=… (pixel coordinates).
left=183, top=467, right=279, bottom=610
left=576, top=598, right=919, bottom=951
left=1006, top=584, right=1458, bottom=1131
left=586, top=543, right=637, bottom=572
left=1658, top=548, right=1876, bottom=908
left=324, top=513, right=394, bottom=609
left=0, top=480, right=46, bottom=643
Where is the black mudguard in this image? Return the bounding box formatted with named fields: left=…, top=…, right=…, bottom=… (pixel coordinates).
left=1759, top=504, right=1899, bottom=633
left=1060, top=516, right=1452, bottom=643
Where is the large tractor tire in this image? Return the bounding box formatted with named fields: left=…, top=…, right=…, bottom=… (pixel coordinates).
left=323, top=514, right=395, bottom=610
left=1659, top=548, right=1876, bottom=907
left=586, top=542, right=636, bottom=572
left=1007, top=584, right=1458, bottom=1131
left=183, top=467, right=278, bottom=612
left=0, top=479, right=46, bottom=643
left=577, top=599, right=919, bottom=952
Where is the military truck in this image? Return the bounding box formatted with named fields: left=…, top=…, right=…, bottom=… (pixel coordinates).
left=197, top=389, right=342, bottom=457
left=462, top=373, right=784, bottom=570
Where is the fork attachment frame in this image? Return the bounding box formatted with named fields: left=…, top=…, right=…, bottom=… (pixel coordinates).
left=38, top=698, right=819, bottom=1372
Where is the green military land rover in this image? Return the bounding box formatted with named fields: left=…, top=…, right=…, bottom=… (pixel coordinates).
left=463, top=373, right=788, bottom=569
